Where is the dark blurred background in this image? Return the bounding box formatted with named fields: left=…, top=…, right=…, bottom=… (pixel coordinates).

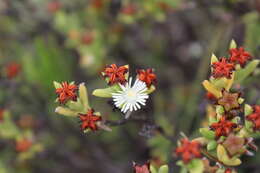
left=0, top=0, right=260, bottom=172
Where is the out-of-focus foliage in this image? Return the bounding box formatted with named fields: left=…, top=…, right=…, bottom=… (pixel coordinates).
left=0, top=0, right=260, bottom=173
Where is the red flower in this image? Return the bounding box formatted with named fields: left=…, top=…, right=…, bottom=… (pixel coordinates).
left=225, top=168, right=232, bottom=173
left=55, top=82, right=78, bottom=104
left=121, top=4, right=137, bottom=15
left=91, top=0, right=104, bottom=9
left=229, top=47, right=252, bottom=67
left=212, top=58, right=234, bottom=78
left=175, top=138, right=202, bottom=163
left=81, top=32, right=94, bottom=45
left=137, top=69, right=157, bottom=87
left=6, top=62, right=21, bottom=79
left=210, top=117, right=237, bottom=138
left=0, top=109, right=4, bottom=122
left=246, top=105, right=260, bottom=131
left=47, top=1, right=61, bottom=13
left=79, top=109, right=102, bottom=131
left=133, top=162, right=151, bottom=173
left=15, top=138, right=32, bottom=152
left=206, top=92, right=217, bottom=101
left=103, top=64, right=128, bottom=85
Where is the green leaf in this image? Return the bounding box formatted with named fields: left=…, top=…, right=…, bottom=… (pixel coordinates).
left=92, top=85, right=120, bottom=98
left=199, top=128, right=215, bottom=140
left=202, top=80, right=222, bottom=98
left=216, top=105, right=224, bottom=115
left=150, top=165, right=157, bottom=173
left=55, top=106, right=78, bottom=117
left=187, top=159, right=204, bottom=173
left=79, top=83, right=90, bottom=110
left=244, top=104, right=253, bottom=116
left=234, top=60, right=260, bottom=83
left=146, top=85, right=156, bottom=94
left=211, top=54, right=218, bottom=73
left=207, top=140, right=217, bottom=151
left=158, top=165, right=169, bottom=173
left=217, top=144, right=241, bottom=166
left=53, top=81, right=62, bottom=89
left=66, top=100, right=84, bottom=113
left=229, top=39, right=237, bottom=49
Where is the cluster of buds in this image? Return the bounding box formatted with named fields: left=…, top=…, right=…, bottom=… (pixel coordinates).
left=54, top=64, right=157, bottom=131
left=175, top=40, right=260, bottom=173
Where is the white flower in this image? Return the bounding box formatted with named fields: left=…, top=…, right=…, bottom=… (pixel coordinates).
left=112, top=77, right=149, bottom=114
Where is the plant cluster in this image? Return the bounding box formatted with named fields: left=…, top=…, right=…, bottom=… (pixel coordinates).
left=54, top=40, right=260, bottom=173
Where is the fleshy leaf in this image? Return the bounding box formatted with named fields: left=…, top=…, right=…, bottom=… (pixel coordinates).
left=199, top=128, right=215, bottom=140
left=210, top=73, right=234, bottom=91
left=55, top=106, right=78, bottom=117
left=217, top=144, right=241, bottom=166
left=216, top=105, right=224, bottom=115
left=150, top=165, right=157, bottom=173
left=244, top=104, right=253, bottom=116
left=79, top=83, right=90, bottom=110
left=146, top=85, right=156, bottom=94
left=202, top=80, right=222, bottom=98
left=211, top=54, right=218, bottom=73
left=234, top=60, right=260, bottom=83
left=53, top=81, right=62, bottom=89
left=92, top=85, right=120, bottom=98
left=207, top=140, right=217, bottom=151
left=187, top=159, right=204, bottom=173
left=158, top=165, right=169, bottom=173
left=229, top=39, right=237, bottom=49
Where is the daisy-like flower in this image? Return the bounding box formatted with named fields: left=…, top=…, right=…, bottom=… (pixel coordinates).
left=112, top=77, right=149, bottom=114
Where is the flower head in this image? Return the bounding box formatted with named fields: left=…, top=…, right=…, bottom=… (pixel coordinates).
left=229, top=47, right=252, bottom=67
left=175, top=138, right=202, bottom=163
left=223, top=133, right=246, bottom=156
left=6, top=62, right=21, bottom=79
left=81, top=32, right=94, bottom=45
left=55, top=82, right=78, bottom=104
left=218, top=90, right=240, bottom=111
left=0, top=109, right=4, bottom=122
left=133, top=162, right=151, bottom=173
left=121, top=4, right=137, bottom=15
left=112, top=77, right=149, bottom=113
left=206, top=92, right=217, bottom=102
left=212, top=58, right=234, bottom=78
left=137, top=69, right=157, bottom=87
left=79, top=109, right=102, bottom=131
left=103, top=64, right=128, bottom=85
left=15, top=138, right=32, bottom=152
left=246, top=105, right=260, bottom=131
left=210, top=117, right=237, bottom=138
left=47, top=1, right=61, bottom=13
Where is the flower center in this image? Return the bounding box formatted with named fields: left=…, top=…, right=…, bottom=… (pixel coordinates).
left=126, top=89, right=137, bottom=101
